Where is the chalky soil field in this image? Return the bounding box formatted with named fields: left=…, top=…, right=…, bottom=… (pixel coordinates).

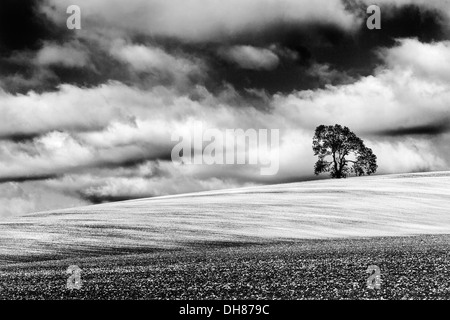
left=0, top=172, right=449, bottom=299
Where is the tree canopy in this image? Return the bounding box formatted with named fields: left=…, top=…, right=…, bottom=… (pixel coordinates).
left=312, top=124, right=377, bottom=178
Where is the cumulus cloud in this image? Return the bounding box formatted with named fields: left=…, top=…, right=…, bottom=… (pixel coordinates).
left=379, top=39, right=450, bottom=82
left=218, top=46, right=280, bottom=70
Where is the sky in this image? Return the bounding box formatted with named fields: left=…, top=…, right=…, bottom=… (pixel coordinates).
left=0, top=0, right=449, bottom=216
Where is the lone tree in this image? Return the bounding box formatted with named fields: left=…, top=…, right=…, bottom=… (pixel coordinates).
left=312, top=124, right=377, bottom=178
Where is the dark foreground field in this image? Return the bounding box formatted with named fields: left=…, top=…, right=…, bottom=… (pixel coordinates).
left=0, top=234, right=449, bottom=300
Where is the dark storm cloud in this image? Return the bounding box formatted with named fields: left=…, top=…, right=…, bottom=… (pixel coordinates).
left=242, top=3, right=448, bottom=93
left=0, top=173, right=59, bottom=184
left=152, top=3, right=448, bottom=94
left=0, top=0, right=83, bottom=93
left=0, top=1, right=130, bottom=94
left=90, top=153, right=174, bottom=172
left=0, top=0, right=64, bottom=54
left=78, top=193, right=136, bottom=205
left=0, top=132, right=42, bottom=143
left=376, top=122, right=450, bottom=137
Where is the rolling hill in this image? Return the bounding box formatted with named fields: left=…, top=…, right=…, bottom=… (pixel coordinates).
left=1, top=171, right=450, bottom=265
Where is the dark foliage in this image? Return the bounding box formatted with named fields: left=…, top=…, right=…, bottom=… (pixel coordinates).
left=313, top=124, right=377, bottom=178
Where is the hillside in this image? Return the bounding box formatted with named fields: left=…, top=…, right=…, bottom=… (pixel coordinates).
left=1, top=172, right=450, bottom=264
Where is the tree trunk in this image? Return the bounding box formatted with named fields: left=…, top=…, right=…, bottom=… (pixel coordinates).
left=333, top=152, right=342, bottom=178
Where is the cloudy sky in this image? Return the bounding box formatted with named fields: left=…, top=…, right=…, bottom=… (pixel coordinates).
left=0, top=0, right=449, bottom=216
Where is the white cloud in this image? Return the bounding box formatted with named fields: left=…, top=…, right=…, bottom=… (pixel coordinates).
left=218, top=46, right=280, bottom=70
left=41, top=0, right=360, bottom=42
left=110, top=41, right=206, bottom=85
left=368, top=138, right=447, bottom=174
left=47, top=161, right=250, bottom=201
left=307, top=63, right=354, bottom=84
left=0, top=182, right=88, bottom=217
left=379, top=39, right=450, bottom=83
left=0, top=83, right=122, bottom=136
left=36, top=42, right=90, bottom=68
